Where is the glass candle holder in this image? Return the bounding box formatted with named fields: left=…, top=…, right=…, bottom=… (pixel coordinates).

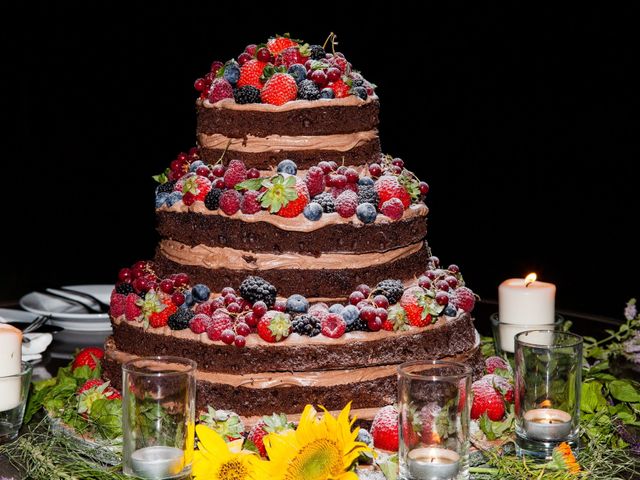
left=0, top=361, right=33, bottom=443
left=514, top=330, right=582, bottom=458
left=122, top=356, right=196, bottom=479
left=398, top=360, right=471, bottom=480
left=490, top=313, right=564, bottom=354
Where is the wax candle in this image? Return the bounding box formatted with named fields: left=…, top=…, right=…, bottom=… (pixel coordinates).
left=130, top=446, right=185, bottom=479
left=523, top=408, right=572, bottom=441
left=407, top=447, right=460, bottom=480
left=0, top=324, right=23, bottom=412
left=499, top=274, right=556, bottom=325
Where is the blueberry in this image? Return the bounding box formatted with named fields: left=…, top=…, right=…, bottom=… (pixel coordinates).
left=329, top=303, right=344, bottom=314
left=342, top=305, right=359, bottom=323
left=356, top=202, right=377, bottom=224
left=189, top=160, right=205, bottom=172
left=276, top=159, right=298, bottom=175
left=303, top=202, right=323, bottom=221
left=286, top=294, right=309, bottom=314
left=319, top=88, right=335, bottom=99
left=191, top=284, right=211, bottom=303
left=356, top=428, right=373, bottom=446
left=165, top=192, right=182, bottom=207
left=155, top=192, right=169, bottom=208
left=287, top=64, right=307, bottom=84
left=352, top=78, right=365, bottom=87
left=352, top=86, right=368, bottom=100
left=443, top=305, right=457, bottom=317
left=223, top=62, right=240, bottom=85
left=357, top=177, right=374, bottom=187
left=183, top=290, right=195, bottom=308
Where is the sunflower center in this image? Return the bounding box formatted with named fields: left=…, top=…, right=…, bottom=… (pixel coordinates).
left=284, top=438, right=343, bottom=480
left=216, top=458, right=248, bottom=480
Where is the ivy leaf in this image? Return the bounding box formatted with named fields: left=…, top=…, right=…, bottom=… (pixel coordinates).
left=609, top=380, right=640, bottom=402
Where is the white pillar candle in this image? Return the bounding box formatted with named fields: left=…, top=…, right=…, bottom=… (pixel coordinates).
left=0, top=324, right=23, bottom=412
left=499, top=274, right=556, bottom=325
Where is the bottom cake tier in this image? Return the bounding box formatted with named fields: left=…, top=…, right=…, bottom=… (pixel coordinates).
left=102, top=332, right=483, bottom=421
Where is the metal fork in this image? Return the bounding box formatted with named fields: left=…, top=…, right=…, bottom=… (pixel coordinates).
left=22, top=315, right=51, bottom=343
left=46, top=287, right=111, bottom=313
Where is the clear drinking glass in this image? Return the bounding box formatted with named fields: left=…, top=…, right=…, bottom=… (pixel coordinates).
left=514, top=330, right=582, bottom=458
left=490, top=313, right=564, bottom=354
left=122, top=356, right=196, bottom=479
left=398, top=360, right=472, bottom=480
left=0, top=361, right=33, bottom=443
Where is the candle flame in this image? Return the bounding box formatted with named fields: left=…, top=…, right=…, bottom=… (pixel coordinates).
left=525, top=273, right=537, bottom=287
left=539, top=399, right=552, bottom=408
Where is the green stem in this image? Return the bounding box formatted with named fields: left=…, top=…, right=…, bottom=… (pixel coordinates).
left=469, top=466, right=499, bottom=474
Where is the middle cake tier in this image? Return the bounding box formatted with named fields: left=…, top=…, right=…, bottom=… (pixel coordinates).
left=155, top=203, right=429, bottom=299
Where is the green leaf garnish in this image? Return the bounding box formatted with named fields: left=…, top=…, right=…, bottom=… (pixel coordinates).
left=236, top=178, right=265, bottom=191
left=260, top=175, right=298, bottom=214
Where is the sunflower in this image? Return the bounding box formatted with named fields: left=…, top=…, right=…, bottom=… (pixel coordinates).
left=264, top=403, right=370, bottom=480
left=192, top=424, right=268, bottom=480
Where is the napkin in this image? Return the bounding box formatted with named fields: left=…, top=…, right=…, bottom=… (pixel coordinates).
left=22, top=332, right=53, bottom=361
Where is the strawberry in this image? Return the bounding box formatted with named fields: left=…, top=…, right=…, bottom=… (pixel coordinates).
left=199, top=407, right=245, bottom=442
left=124, top=293, right=142, bottom=321
left=110, top=292, right=126, bottom=317
left=418, top=402, right=442, bottom=444
left=381, top=305, right=409, bottom=331
left=321, top=313, right=346, bottom=338
left=371, top=405, right=399, bottom=451
left=77, top=379, right=120, bottom=416
left=224, top=159, right=247, bottom=189
left=482, top=374, right=515, bottom=403
left=276, top=179, right=309, bottom=218
left=148, top=296, right=177, bottom=329
left=399, top=287, right=434, bottom=327
left=77, top=378, right=106, bottom=394
left=329, top=79, right=350, bottom=98
left=237, top=59, right=268, bottom=89
left=206, top=311, right=233, bottom=341
left=375, top=175, right=411, bottom=209
left=261, top=73, right=298, bottom=106
left=72, top=347, right=104, bottom=371
left=451, top=286, right=476, bottom=313
left=470, top=378, right=506, bottom=421
left=176, top=174, right=211, bottom=202
left=267, top=36, right=298, bottom=55
left=484, top=356, right=510, bottom=375
left=257, top=311, right=292, bottom=343
left=247, top=413, right=294, bottom=457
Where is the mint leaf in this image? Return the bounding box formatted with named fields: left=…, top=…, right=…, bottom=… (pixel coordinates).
left=377, top=453, right=399, bottom=480
left=609, top=380, right=640, bottom=402
left=581, top=381, right=607, bottom=413
left=152, top=168, right=170, bottom=184
left=243, top=439, right=260, bottom=455
left=89, top=398, right=123, bottom=440
left=236, top=178, right=264, bottom=191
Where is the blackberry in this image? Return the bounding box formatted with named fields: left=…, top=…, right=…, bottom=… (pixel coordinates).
left=292, top=314, right=321, bottom=337
left=168, top=309, right=195, bottom=330
left=297, top=79, right=320, bottom=100
left=373, top=279, right=404, bottom=305
left=357, top=185, right=378, bottom=206
left=313, top=192, right=335, bottom=213
left=352, top=78, right=365, bottom=87
left=115, top=283, right=135, bottom=295
left=204, top=188, right=223, bottom=210
left=156, top=180, right=176, bottom=194
left=239, top=276, right=277, bottom=307
left=309, top=45, right=326, bottom=60
left=234, top=86, right=261, bottom=105
left=346, top=317, right=369, bottom=332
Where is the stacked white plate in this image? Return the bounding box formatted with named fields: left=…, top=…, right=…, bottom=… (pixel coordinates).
left=19, top=284, right=113, bottom=332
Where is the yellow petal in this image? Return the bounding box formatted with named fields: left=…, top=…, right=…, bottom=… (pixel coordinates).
left=195, top=424, right=231, bottom=460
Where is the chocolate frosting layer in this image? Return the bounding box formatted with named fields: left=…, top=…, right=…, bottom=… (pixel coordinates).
left=110, top=311, right=477, bottom=374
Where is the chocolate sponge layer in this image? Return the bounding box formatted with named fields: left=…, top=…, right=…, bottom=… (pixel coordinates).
left=197, top=99, right=380, bottom=137
left=156, top=210, right=427, bottom=254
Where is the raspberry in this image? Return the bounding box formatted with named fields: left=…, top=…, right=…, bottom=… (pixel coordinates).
left=241, top=190, right=262, bottom=214
left=451, top=286, right=476, bottom=313
left=381, top=198, right=404, bottom=220
left=206, top=311, right=234, bottom=341
left=335, top=190, right=358, bottom=218
left=485, top=356, right=511, bottom=375
left=279, top=46, right=307, bottom=68
left=234, top=85, right=261, bottom=104
left=321, top=313, right=346, bottom=338
left=224, top=160, right=247, bottom=189
left=190, top=313, right=214, bottom=334
left=110, top=292, right=126, bottom=317
left=304, top=166, right=325, bottom=197
left=375, top=175, right=411, bottom=209
left=207, top=78, right=234, bottom=103
left=124, top=293, right=142, bottom=321
left=219, top=190, right=242, bottom=215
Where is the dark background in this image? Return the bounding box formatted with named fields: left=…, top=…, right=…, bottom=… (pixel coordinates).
left=2, top=3, right=638, bottom=319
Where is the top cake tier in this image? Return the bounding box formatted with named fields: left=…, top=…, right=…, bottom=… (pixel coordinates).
left=193, top=34, right=381, bottom=169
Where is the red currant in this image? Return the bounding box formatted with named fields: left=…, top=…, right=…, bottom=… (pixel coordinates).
left=274, top=301, right=287, bottom=312
left=356, top=284, right=372, bottom=296
left=247, top=168, right=260, bottom=179
left=235, top=322, right=251, bottom=336
left=429, top=256, right=440, bottom=267
left=336, top=166, right=347, bottom=174
left=133, top=261, right=147, bottom=271
left=234, top=335, right=246, bottom=348
left=227, top=302, right=241, bottom=314
left=375, top=308, right=388, bottom=322
left=419, top=182, right=430, bottom=195
left=435, top=292, right=449, bottom=306
left=177, top=153, right=188, bottom=162
left=221, top=287, right=236, bottom=296
left=373, top=295, right=389, bottom=309
left=445, top=276, right=458, bottom=289
left=245, top=44, right=257, bottom=55
left=448, top=264, right=460, bottom=274
left=212, top=164, right=226, bottom=177
left=194, top=78, right=207, bottom=92
left=345, top=168, right=359, bottom=183
left=369, top=163, right=382, bottom=177
left=118, top=268, right=132, bottom=282
left=132, top=277, right=149, bottom=293
left=318, top=161, right=333, bottom=174
left=331, top=174, right=347, bottom=189
left=211, top=297, right=225, bottom=310
left=328, top=161, right=338, bottom=170
left=210, top=61, right=223, bottom=75
left=418, top=276, right=432, bottom=290
left=391, top=165, right=402, bottom=175
left=171, top=292, right=185, bottom=306
left=159, top=279, right=175, bottom=294
left=252, top=301, right=268, bottom=318
left=392, top=158, right=404, bottom=168
left=311, top=70, right=328, bottom=87
left=349, top=291, right=365, bottom=306
left=425, top=270, right=437, bottom=281
left=196, top=166, right=211, bottom=177
left=356, top=300, right=370, bottom=311
left=238, top=52, right=252, bottom=65
left=174, top=273, right=190, bottom=288
left=368, top=317, right=382, bottom=332
left=436, top=280, right=450, bottom=292
left=256, top=48, right=271, bottom=62
left=224, top=294, right=237, bottom=306
left=213, top=178, right=225, bottom=189
left=326, top=67, right=341, bottom=82
left=360, top=306, right=376, bottom=322
left=220, top=329, right=235, bottom=345
left=244, top=312, right=258, bottom=327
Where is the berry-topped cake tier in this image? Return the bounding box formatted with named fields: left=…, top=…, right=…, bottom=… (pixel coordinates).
left=193, top=33, right=380, bottom=169
left=102, top=33, right=483, bottom=423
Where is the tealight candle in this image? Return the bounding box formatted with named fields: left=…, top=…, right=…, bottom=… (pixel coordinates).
left=130, top=446, right=185, bottom=479
left=0, top=324, right=23, bottom=412
left=523, top=408, right=572, bottom=442
left=407, top=447, right=460, bottom=480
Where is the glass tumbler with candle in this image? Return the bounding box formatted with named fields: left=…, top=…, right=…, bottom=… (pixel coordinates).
left=514, top=330, right=582, bottom=458
left=122, top=356, right=196, bottom=479
left=398, top=360, right=471, bottom=480
left=0, top=362, right=33, bottom=443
